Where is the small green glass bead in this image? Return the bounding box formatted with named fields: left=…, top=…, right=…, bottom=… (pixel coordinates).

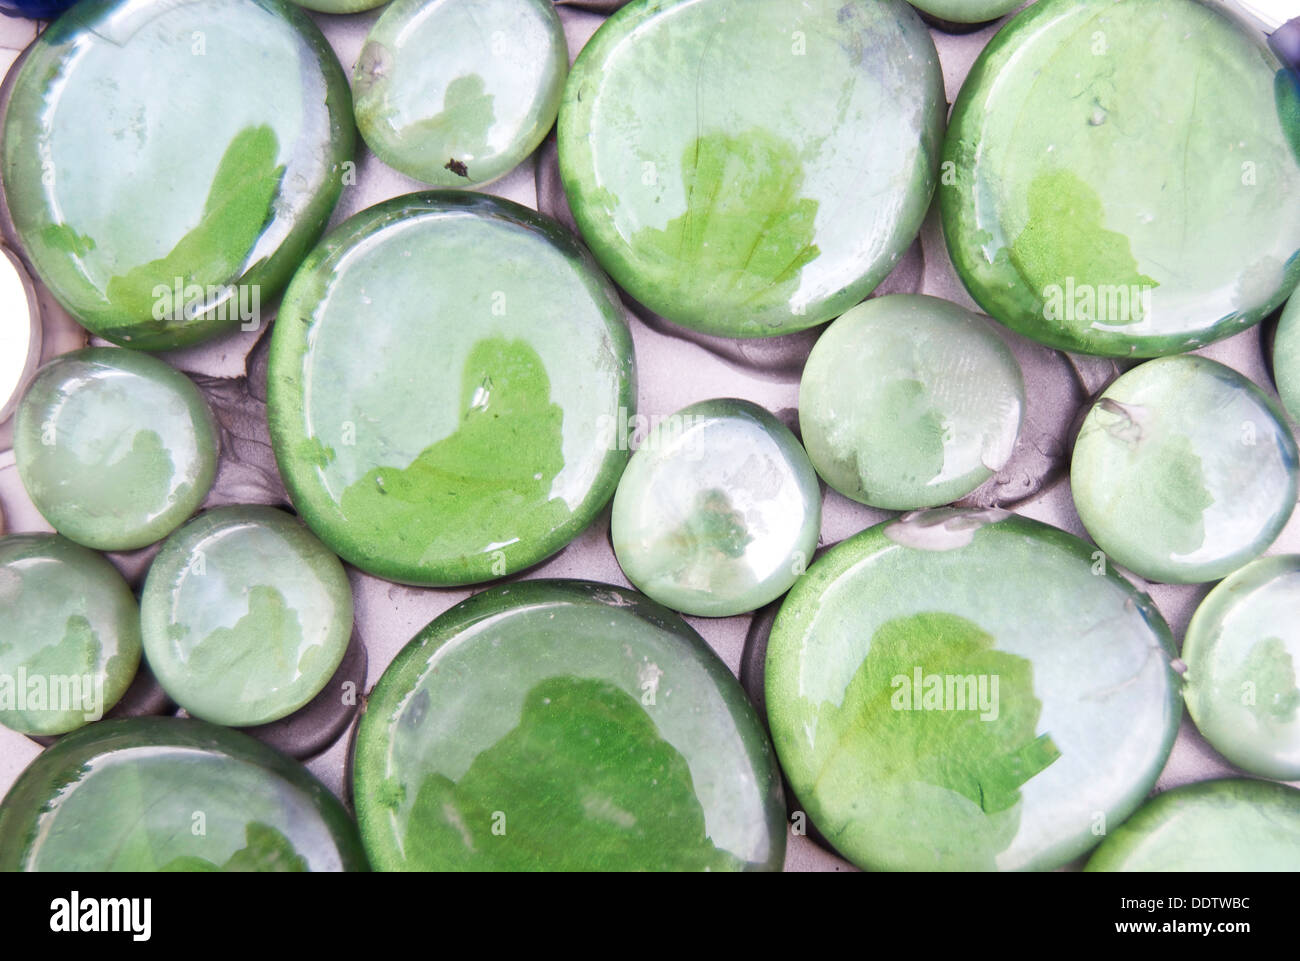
left=906, top=0, right=1020, bottom=23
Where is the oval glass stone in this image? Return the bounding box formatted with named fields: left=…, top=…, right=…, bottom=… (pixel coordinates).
left=558, top=0, right=944, bottom=338
left=268, top=192, right=635, bottom=587
left=0, top=534, right=141, bottom=736
left=14, top=348, right=219, bottom=551
left=353, top=580, right=786, bottom=870
left=906, top=0, right=1019, bottom=23
left=0, top=0, right=353, bottom=350
left=0, top=717, right=369, bottom=871
left=353, top=0, right=567, bottom=187
left=1182, top=555, right=1300, bottom=779
left=941, top=0, right=1300, bottom=357
left=799, top=294, right=1025, bottom=510
left=765, top=509, right=1182, bottom=871
left=1085, top=779, right=1300, bottom=872
left=1070, top=356, right=1298, bottom=585
left=141, top=506, right=353, bottom=727
left=1273, top=293, right=1300, bottom=421
left=611, top=398, right=821, bottom=617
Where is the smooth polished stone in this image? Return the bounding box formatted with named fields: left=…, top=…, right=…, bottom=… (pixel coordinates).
left=141, top=506, right=353, bottom=727
left=558, top=0, right=944, bottom=338
left=289, top=0, right=384, bottom=11
left=0, top=717, right=368, bottom=871
left=907, top=0, right=1019, bottom=23
left=1182, top=555, right=1300, bottom=779
left=0, top=246, right=40, bottom=425
left=353, top=580, right=786, bottom=870
left=14, top=349, right=219, bottom=551
left=267, top=192, right=634, bottom=587
left=942, top=0, right=1300, bottom=357
left=611, top=398, right=821, bottom=617
left=765, top=508, right=1182, bottom=872
left=799, top=294, right=1025, bottom=510
left=353, top=0, right=567, bottom=187
left=0, top=534, right=141, bottom=736
left=1085, top=779, right=1300, bottom=871
left=1071, top=356, right=1298, bottom=584
left=1274, top=293, right=1300, bottom=421
left=1, top=0, right=353, bottom=350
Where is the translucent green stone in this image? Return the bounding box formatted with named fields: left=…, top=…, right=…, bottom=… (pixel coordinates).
left=906, top=0, right=1020, bottom=23
left=14, top=348, right=219, bottom=552
left=290, top=0, right=384, bottom=11
left=1274, top=293, right=1300, bottom=421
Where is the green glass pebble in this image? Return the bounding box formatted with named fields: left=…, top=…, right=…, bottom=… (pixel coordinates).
left=765, top=509, right=1182, bottom=871
left=0, top=534, right=141, bottom=736
left=1085, top=779, right=1300, bottom=872
left=1071, top=356, right=1298, bottom=585
left=290, top=0, right=384, bottom=12
left=14, top=348, right=219, bottom=552
left=1, top=0, right=353, bottom=350
left=353, top=580, right=786, bottom=871
left=0, top=717, right=369, bottom=871
left=141, top=506, right=353, bottom=727
left=942, top=0, right=1300, bottom=357
left=1182, top=556, right=1300, bottom=780
left=611, top=398, right=821, bottom=617
left=1274, top=293, right=1300, bottom=421
left=269, top=193, right=634, bottom=588
left=907, top=0, right=1020, bottom=23
left=353, top=0, right=567, bottom=187
left=799, top=294, right=1025, bottom=510
left=558, top=0, right=944, bottom=338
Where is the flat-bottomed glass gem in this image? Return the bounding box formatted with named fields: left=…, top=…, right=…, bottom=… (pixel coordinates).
left=941, top=0, right=1300, bottom=357
left=1, top=0, right=353, bottom=349
left=1070, top=355, right=1298, bottom=585
left=353, top=580, right=786, bottom=870
left=1273, top=293, right=1300, bottom=421
left=558, top=0, right=944, bottom=338
left=765, top=509, right=1182, bottom=871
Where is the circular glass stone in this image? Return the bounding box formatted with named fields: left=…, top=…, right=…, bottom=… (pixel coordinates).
left=611, top=398, right=821, bottom=617
left=799, top=294, right=1025, bottom=510
left=140, top=506, right=353, bottom=727
left=0, top=717, right=369, bottom=871
left=1085, top=778, right=1300, bottom=872
left=14, top=348, right=219, bottom=552
left=906, top=0, right=1019, bottom=24
left=0, top=534, right=141, bottom=736
left=1182, top=555, right=1300, bottom=780
left=353, top=580, right=786, bottom=871
left=353, top=0, right=567, bottom=187
left=558, top=0, right=944, bottom=338
left=268, top=192, right=635, bottom=587
left=1273, top=293, right=1300, bottom=421
left=0, top=246, right=41, bottom=425
left=765, top=508, right=1182, bottom=871
left=941, top=0, right=1300, bottom=357
left=1071, top=356, right=1298, bottom=585
left=1, top=0, right=353, bottom=350
left=289, top=0, right=383, bottom=11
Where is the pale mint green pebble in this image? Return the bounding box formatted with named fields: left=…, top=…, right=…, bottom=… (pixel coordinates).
left=1274, top=293, right=1300, bottom=422
left=907, top=0, right=1021, bottom=24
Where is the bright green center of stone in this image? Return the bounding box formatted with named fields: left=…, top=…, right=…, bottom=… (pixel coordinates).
left=140, top=506, right=353, bottom=727
left=765, top=509, right=1182, bottom=871
left=941, top=0, right=1300, bottom=357
left=1070, top=355, right=1298, bottom=585
left=267, top=192, right=635, bottom=587
left=0, top=0, right=353, bottom=350
left=353, top=581, right=786, bottom=871
left=611, top=398, right=821, bottom=617
left=0, top=718, right=369, bottom=871
left=558, top=0, right=944, bottom=337
left=353, top=0, right=567, bottom=187
left=0, top=534, right=141, bottom=736
left=14, top=348, right=219, bottom=552
left=1273, top=293, right=1300, bottom=421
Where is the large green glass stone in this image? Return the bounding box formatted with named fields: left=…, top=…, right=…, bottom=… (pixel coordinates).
left=140, top=506, right=353, bottom=727
left=1182, top=555, right=1300, bottom=780
left=941, top=0, right=1300, bottom=357
left=0, top=534, right=141, bottom=736
left=1274, top=293, right=1300, bottom=421
left=353, top=580, right=786, bottom=871
left=906, top=0, right=1020, bottom=23
left=1071, top=356, right=1298, bottom=585
left=268, top=192, right=634, bottom=587
left=1086, top=779, right=1300, bottom=871
left=0, top=0, right=353, bottom=350
left=798, top=294, right=1025, bottom=510
left=765, top=509, right=1182, bottom=871
left=558, top=0, right=944, bottom=338
left=353, top=0, right=567, bottom=187
left=0, top=717, right=368, bottom=871
left=14, top=348, right=219, bottom=551
left=611, top=398, right=821, bottom=617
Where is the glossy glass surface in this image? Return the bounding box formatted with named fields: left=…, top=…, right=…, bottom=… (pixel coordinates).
left=1274, top=292, right=1300, bottom=421
left=906, top=0, right=1020, bottom=23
